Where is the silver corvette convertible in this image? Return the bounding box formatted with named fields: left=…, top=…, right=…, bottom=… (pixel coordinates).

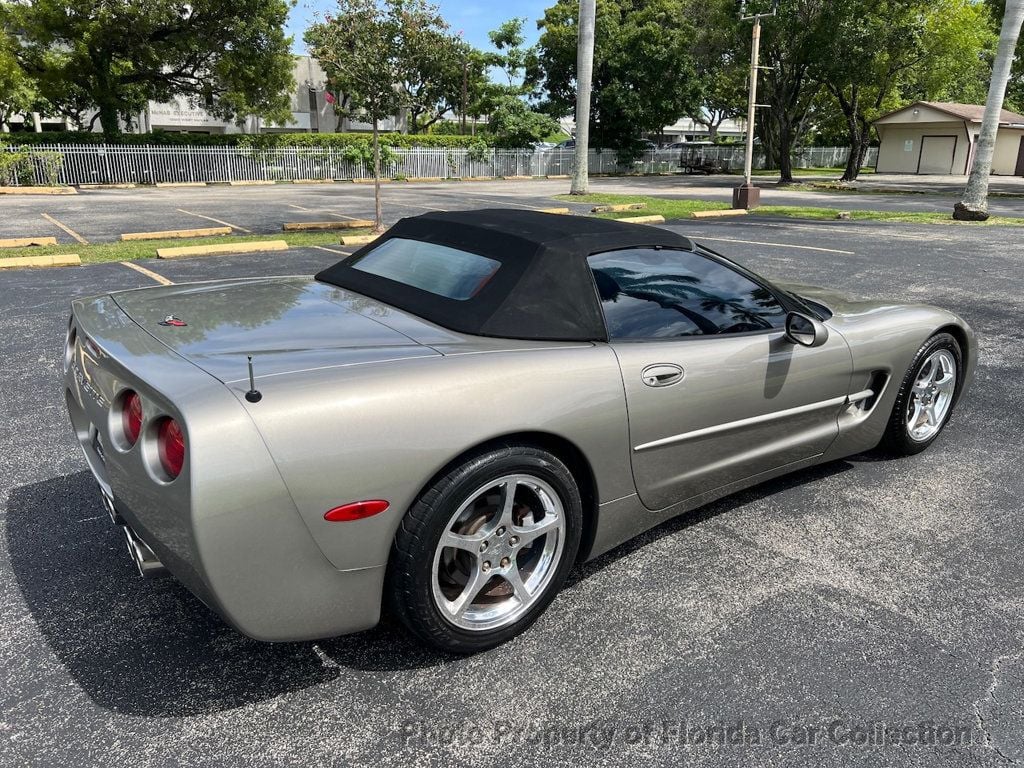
left=64, top=210, right=974, bottom=652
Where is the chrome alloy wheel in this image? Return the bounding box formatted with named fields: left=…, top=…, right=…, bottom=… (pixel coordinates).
left=431, top=474, right=565, bottom=632
left=906, top=349, right=957, bottom=442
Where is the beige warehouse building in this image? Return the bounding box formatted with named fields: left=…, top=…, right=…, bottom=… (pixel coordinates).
left=874, top=101, right=1024, bottom=176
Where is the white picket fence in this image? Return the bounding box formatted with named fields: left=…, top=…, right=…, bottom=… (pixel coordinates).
left=0, top=144, right=877, bottom=186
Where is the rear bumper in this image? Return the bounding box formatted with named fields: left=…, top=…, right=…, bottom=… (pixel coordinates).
left=73, top=397, right=388, bottom=642
left=64, top=296, right=387, bottom=642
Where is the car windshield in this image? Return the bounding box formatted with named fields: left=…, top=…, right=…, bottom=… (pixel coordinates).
left=348, top=237, right=501, bottom=301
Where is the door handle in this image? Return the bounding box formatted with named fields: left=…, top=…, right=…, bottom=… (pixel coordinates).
left=641, top=364, right=684, bottom=387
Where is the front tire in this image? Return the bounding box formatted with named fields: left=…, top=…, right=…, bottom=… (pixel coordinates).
left=878, top=332, right=963, bottom=456
left=388, top=445, right=582, bottom=653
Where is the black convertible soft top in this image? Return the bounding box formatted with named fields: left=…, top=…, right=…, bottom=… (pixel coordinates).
left=315, top=209, right=695, bottom=341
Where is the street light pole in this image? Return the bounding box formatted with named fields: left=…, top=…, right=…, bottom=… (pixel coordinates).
left=732, top=0, right=778, bottom=210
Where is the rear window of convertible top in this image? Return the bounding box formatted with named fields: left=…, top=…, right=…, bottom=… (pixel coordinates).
left=348, top=237, right=501, bottom=301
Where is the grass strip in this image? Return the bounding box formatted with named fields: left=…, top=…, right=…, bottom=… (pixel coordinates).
left=0, top=230, right=371, bottom=265
left=554, top=193, right=1024, bottom=226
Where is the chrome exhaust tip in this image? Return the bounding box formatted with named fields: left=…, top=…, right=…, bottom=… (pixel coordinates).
left=99, top=487, right=124, bottom=526
left=122, top=524, right=168, bottom=579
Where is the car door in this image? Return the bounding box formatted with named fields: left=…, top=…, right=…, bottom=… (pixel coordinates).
left=590, top=247, right=853, bottom=511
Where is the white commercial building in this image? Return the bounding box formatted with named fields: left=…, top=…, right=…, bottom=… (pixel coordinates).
left=2, top=56, right=404, bottom=135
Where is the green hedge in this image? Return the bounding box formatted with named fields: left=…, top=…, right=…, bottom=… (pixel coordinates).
left=2, top=130, right=499, bottom=148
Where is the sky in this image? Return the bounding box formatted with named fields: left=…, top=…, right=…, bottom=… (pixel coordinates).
left=286, top=0, right=550, bottom=56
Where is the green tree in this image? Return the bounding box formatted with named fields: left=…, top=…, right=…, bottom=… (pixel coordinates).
left=472, top=18, right=557, bottom=147
left=487, top=96, right=559, bottom=147
left=398, top=8, right=478, bottom=134
left=308, top=0, right=445, bottom=230
left=813, top=0, right=994, bottom=182
left=0, top=26, right=39, bottom=130
left=488, top=18, right=543, bottom=92
left=538, top=0, right=701, bottom=153
left=683, top=0, right=746, bottom=143
left=747, top=0, right=832, bottom=183
left=6, top=0, right=295, bottom=140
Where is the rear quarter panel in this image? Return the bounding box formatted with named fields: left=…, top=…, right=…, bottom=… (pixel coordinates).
left=237, top=344, right=632, bottom=571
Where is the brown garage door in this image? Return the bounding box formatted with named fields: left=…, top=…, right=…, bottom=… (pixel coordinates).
left=918, top=136, right=957, bottom=174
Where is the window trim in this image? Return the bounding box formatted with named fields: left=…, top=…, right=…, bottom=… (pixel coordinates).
left=587, top=245, right=798, bottom=343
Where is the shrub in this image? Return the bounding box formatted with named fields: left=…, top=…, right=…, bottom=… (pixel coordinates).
left=466, top=139, right=492, bottom=164
left=1, top=130, right=498, bottom=149
left=0, top=144, right=33, bottom=185
left=32, top=150, right=64, bottom=185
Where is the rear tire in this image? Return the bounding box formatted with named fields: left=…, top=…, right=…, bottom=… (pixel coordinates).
left=878, top=333, right=963, bottom=456
left=388, top=445, right=582, bottom=654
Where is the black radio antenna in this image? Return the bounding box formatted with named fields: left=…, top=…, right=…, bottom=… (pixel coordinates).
left=245, top=355, right=263, bottom=403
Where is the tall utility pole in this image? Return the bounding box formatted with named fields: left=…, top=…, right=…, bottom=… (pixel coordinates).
left=732, top=0, right=778, bottom=210
left=570, top=0, right=596, bottom=195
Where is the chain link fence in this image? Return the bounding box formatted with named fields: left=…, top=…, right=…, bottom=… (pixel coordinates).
left=0, top=144, right=877, bottom=186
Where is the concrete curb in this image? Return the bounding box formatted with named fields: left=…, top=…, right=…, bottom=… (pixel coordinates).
left=0, top=186, right=77, bottom=195
left=121, top=226, right=231, bottom=241
left=592, top=203, right=646, bottom=213
left=617, top=215, right=666, bottom=224
left=352, top=178, right=393, bottom=184
left=156, top=240, right=288, bottom=259
left=292, top=179, right=335, bottom=185
left=462, top=176, right=494, bottom=182
left=405, top=177, right=444, bottom=183
left=0, top=236, right=59, bottom=248
left=79, top=183, right=136, bottom=190
left=500, top=175, right=535, bottom=181
left=690, top=209, right=748, bottom=219
left=340, top=234, right=379, bottom=246
left=154, top=182, right=207, bottom=188
left=0, top=253, right=80, bottom=269
left=283, top=220, right=374, bottom=231
left=539, top=207, right=571, bottom=215
left=545, top=174, right=570, bottom=179
left=227, top=180, right=276, bottom=186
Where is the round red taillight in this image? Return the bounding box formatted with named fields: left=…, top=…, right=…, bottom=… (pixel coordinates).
left=121, top=391, right=143, bottom=446
left=157, top=418, right=185, bottom=479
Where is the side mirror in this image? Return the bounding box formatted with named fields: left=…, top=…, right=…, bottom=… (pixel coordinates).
left=785, top=311, right=829, bottom=348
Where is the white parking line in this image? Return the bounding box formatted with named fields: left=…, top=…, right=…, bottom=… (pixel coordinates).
left=41, top=213, right=89, bottom=244
left=177, top=209, right=252, bottom=233
left=120, top=261, right=174, bottom=285
left=377, top=201, right=449, bottom=212
left=688, top=235, right=854, bottom=255
left=432, top=193, right=546, bottom=211
left=310, top=245, right=352, bottom=255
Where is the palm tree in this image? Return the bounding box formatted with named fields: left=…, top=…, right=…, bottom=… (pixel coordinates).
left=570, top=0, right=596, bottom=195
left=953, top=0, right=1024, bottom=221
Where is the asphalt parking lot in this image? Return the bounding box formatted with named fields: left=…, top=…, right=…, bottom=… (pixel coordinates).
left=2, top=190, right=1023, bottom=766
left=2, top=173, right=1023, bottom=246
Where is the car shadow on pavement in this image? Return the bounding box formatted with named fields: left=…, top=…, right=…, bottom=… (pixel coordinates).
left=5, top=471, right=451, bottom=718
left=565, top=459, right=856, bottom=590
left=7, top=462, right=856, bottom=717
